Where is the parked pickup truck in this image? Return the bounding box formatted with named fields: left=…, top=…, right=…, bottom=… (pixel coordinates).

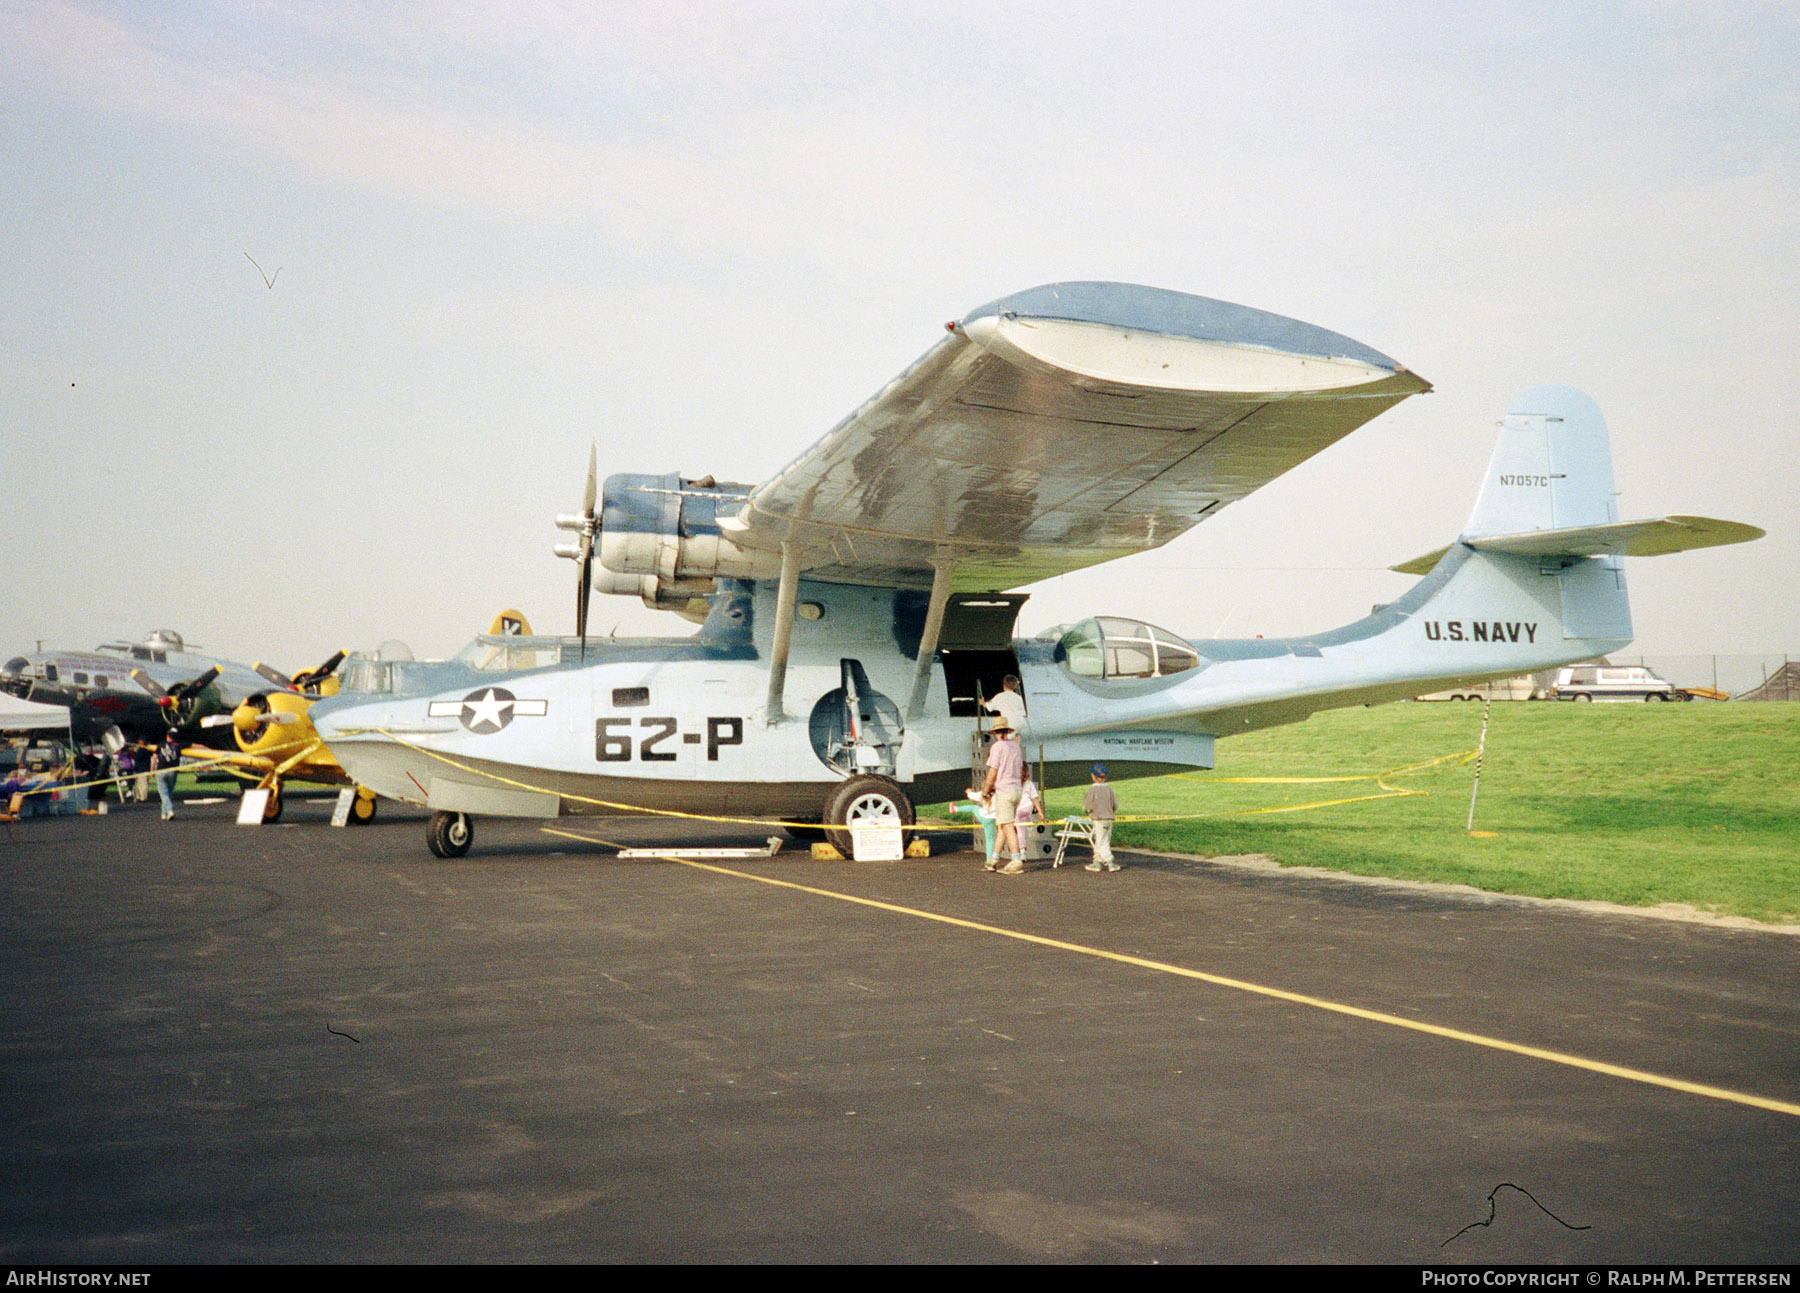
left=1550, top=664, right=1684, bottom=702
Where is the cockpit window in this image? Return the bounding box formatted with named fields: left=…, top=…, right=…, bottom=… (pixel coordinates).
left=1058, top=618, right=1201, bottom=680
left=0, top=658, right=28, bottom=695
left=339, top=655, right=393, bottom=695
left=454, top=635, right=567, bottom=673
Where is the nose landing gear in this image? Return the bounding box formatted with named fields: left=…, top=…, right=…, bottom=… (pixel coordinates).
left=347, top=786, right=379, bottom=825
left=428, top=810, right=473, bottom=857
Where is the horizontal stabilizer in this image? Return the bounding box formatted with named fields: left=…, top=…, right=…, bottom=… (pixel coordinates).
left=1391, top=515, right=1764, bottom=575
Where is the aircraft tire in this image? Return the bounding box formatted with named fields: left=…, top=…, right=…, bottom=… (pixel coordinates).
left=823, top=775, right=913, bottom=857
left=348, top=788, right=378, bottom=825
left=262, top=785, right=283, bottom=824
left=1574, top=694, right=1592, bottom=702
left=428, top=810, right=473, bottom=858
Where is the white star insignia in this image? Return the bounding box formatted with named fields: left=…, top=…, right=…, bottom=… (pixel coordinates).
left=427, top=689, right=546, bottom=732
left=462, top=688, right=514, bottom=732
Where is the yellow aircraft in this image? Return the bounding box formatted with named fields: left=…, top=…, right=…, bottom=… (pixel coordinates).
left=192, top=650, right=362, bottom=822
left=197, top=613, right=532, bottom=823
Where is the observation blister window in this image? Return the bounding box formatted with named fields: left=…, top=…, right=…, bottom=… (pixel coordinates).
left=1058, top=618, right=1201, bottom=680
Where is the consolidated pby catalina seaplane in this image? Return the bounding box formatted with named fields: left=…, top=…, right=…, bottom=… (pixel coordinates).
left=307, top=282, right=1762, bottom=858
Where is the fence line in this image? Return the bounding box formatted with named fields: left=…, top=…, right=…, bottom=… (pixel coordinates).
left=1624, top=654, right=1795, bottom=699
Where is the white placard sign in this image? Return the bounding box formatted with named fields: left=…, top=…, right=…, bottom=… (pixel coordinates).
left=850, top=826, right=905, bottom=862
left=236, top=789, right=270, bottom=825
left=330, top=788, right=356, bottom=828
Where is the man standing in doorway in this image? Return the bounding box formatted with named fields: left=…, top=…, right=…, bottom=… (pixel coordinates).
left=983, top=674, right=1028, bottom=742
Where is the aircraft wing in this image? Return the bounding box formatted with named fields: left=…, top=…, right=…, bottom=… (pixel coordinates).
left=179, top=749, right=274, bottom=777
left=730, top=282, right=1429, bottom=589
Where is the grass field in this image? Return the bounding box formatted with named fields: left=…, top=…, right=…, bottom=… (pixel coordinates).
left=1008, top=703, right=1800, bottom=923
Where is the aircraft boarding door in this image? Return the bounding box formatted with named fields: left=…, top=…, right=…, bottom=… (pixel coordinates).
left=932, top=593, right=1029, bottom=787
left=593, top=677, right=697, bottom=783
left=937, top=593, right=1028, bottom=720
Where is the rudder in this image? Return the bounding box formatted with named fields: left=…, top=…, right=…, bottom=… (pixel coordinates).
left=1462, top=385, right=1618, bottom=539
left=1441, top=386, right=1631, bottom=643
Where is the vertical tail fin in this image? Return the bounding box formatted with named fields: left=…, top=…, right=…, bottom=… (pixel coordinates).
left=1462, top=385, right=1618, bottom=538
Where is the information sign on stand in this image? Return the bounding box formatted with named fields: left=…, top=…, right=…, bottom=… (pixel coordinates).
left=236, top=790, right=270, bottom=826
left=850, top=826, right=905, bottom=862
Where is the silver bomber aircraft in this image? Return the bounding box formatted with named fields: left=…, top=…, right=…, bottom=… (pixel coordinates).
left=306, top=283, right=1763, bottom=858
left=0, top=630, right=309, bottom=746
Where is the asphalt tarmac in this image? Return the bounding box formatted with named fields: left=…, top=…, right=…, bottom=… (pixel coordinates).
left=1, top=794, right=1796, bottom=1264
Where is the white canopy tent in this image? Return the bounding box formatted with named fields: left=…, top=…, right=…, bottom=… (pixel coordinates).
left=0, top=693, right=73, bottom=735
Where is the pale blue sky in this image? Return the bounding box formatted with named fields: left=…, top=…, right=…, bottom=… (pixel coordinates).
left=3, top=1, right=1795, bottom=665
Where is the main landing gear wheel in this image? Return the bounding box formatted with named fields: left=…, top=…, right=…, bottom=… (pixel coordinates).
left=428, top=810, right=473, bottom=858
left=347, top=787, right=378, bottom=825
left=823, top=775, right=914, bottom=857
left=261, top=783, right=283, bottom=823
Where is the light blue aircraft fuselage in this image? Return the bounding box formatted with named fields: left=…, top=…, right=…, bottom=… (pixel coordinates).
left=306, top=285, right=1760, bottom=857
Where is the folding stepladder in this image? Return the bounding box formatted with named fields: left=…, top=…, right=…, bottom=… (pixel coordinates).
left=1050, top=816, right=1097, bottom=868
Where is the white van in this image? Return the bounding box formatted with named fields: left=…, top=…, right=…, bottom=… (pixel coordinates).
left=1551, top=664, right=1682, bottom=702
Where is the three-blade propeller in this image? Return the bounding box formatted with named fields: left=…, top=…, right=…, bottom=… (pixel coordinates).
left=251, top=650, right=346, bottom=695
left=130, top=665, right=222, bottom=727
left=553, top=444, right=600, bottom=661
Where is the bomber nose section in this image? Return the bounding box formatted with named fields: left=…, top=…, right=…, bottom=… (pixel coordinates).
left=0, top=657, right=30, bottom=697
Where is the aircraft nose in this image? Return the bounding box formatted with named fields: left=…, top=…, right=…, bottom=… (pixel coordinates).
left=0, top=657, right=29, bottom=697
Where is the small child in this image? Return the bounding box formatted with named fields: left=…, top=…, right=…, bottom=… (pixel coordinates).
left=1082, top=763, right=1120, bottom=872
left=953, top=794, right=999, bottom=868
left=1016, top=776, right=1042, bottom=824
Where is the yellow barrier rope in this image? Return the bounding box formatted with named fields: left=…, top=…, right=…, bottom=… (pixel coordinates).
left=1175, top=749, right=1479, bottom=785
left=324, top=726, right=1475, bottom=835
left=341, top=727, right=853, bottom=831
left=12, top=736, right=330, bottom=799
left=1094, top=749, right=1481, bottom=824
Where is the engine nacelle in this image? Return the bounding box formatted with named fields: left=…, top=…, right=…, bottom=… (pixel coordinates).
left=597, top=473, right=782, bottom=583
left=232, top=690, right=320, bottom=757
left=591, top=570, right=718, bottom=624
